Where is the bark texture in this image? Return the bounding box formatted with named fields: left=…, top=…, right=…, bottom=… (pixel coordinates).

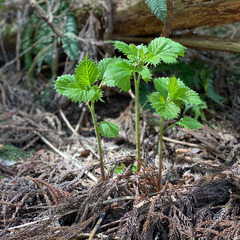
left=112, top=0, right=240, bottom=36
left=113, top=35, right=240, bottom=53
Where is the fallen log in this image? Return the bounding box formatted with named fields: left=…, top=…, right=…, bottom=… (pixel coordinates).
left=112, top=0, right=240, bottom=36
left=112, top=35, right=240, bottom=54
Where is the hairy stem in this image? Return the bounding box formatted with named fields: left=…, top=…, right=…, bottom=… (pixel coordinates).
left=87, top=101, right=105, bottom=181
left=158, top=116, right=164, bottom=191
left=134, top=73, right=141, bottom=172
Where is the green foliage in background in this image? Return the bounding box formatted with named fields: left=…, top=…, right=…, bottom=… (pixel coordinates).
left=22, top=13, right=54, bottom=72
left=62, top=12, right=81, bottom=61
left=145, top=0, right=167, bottom=23
left=22, top=1, right=80, bottom=73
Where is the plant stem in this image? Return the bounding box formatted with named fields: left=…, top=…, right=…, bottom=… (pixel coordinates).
left=134, top=73, right=141, bottom=172
left=87, top=101, right=105, bottom=181
left=157, top=116, right=164, bottom=191
left=140, top=99, right=149, bottom=112
left=163, top=122, right=177, bottom=134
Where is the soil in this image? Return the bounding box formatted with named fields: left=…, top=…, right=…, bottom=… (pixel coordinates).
left=0, top=49, right=240, bottom=240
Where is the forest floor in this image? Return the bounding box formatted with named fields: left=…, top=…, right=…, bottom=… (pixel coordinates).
left=0, top=48, right=240, bottom=240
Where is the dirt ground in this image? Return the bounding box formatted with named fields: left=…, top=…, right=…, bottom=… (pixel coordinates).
left=0, top=46, right=240, bottom=240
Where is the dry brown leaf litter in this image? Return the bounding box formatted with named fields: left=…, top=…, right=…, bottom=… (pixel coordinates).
left=0, top=104, right=239, bottom=239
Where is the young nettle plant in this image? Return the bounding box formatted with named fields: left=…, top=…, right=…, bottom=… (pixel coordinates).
left=55, top=55, right=119, bottom=181
left=103, top=37, right=186, bottom=172
left=148, top=76, right=202, bottom=191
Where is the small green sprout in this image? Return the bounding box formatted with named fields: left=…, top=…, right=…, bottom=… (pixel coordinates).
left=148, top=76, right=202, bottom=191
left=55, top=55, right=119, bottom=181
left=103, top=37, right=186, bottom=172
left=114, top=163, right=137, bottom=174
left=114, top=164, right=127, bottom=174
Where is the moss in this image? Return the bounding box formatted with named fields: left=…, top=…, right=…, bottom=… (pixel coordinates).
left=0, top=144, right=33, bottom=162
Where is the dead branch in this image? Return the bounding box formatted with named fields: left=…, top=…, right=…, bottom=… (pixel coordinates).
left=27, top=0, right=64, bottom=38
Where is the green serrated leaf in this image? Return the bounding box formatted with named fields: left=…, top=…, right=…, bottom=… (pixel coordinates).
left=145, top=53, right=161, bottom=66
left=114, top=41, right=138, bottom=60
left=135, top=66, right=152, bottom=83
left=149, top=91, right=164, bottom=101
left=64, top=84, right=96, bottom=103
left=164, top=78, right=202, bottom=105
left=151, top=76, right=202, bottom=120
left=91, top=85, right=103, bottom=101
left=153, top=78, right=169, bottom=99
left=137, top=44, right=148, bottom=59
left=103, top=60, right=134, bottom=92
left=55, top=74, right=97, bottom=103
left=176, top=117, right=202, bottom=129
left=75, top=56, right=99, bottom=87
left=178, top=88, right=202, bottom=105
left=157, top=101, right=180, bottom=120
left=129, top=44, right=139, bottom=58
left=168, top=76, right=179, bottom=99
left=55, top=74, right=76, bottom=94
left=145, top=0, right=167, bottom=23
left=98, top=121, right=119, bottom=138
left=98, top=57, right=119, bottom=80
left=148, top=92, right=180, bottom=119
left=147, top=37, right=186, bottom=65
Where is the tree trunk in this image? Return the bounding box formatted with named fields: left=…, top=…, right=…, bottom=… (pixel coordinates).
left=112, top=0, right=240, bottom=37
